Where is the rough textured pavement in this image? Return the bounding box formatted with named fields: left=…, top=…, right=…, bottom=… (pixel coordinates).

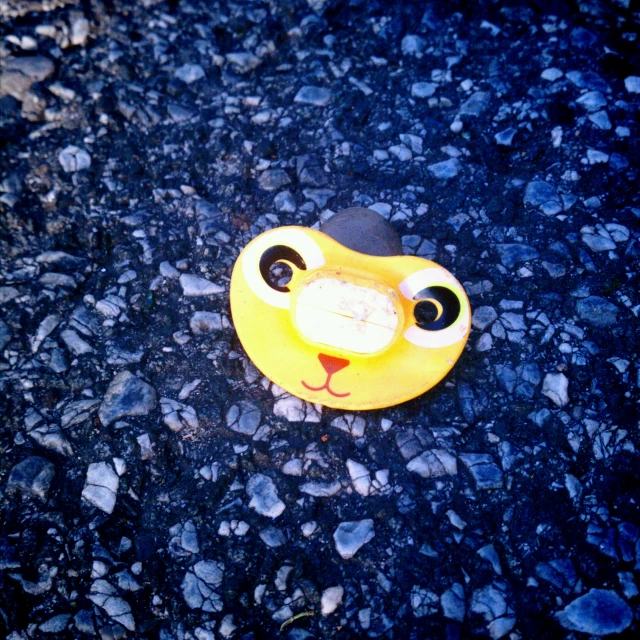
left=1, top=0, right=639, bottom=638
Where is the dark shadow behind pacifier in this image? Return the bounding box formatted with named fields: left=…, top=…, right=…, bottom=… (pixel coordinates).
left=320, top=207, right=403, bottom=257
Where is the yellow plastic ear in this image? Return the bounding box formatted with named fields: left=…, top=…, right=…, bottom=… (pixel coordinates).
left=230, top=226, right=471, bottom=410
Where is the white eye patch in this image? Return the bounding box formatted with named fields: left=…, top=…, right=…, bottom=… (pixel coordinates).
left=242, top=229, right=325, bottom=308
left=398, top=267, right=459, bottom=300
left=398, top=268, right=470, bottom=349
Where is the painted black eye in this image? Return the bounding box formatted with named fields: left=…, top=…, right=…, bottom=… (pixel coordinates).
left=413, top=286, right=461, bottom=331
left=259, top=245, right=306, bottom=292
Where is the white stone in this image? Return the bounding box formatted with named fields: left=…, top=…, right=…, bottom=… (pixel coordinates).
left=476, top=333, right=493, bottom=352
left=542, top=373, right=569, bottom=407
left=541, top=67, right=563, bottom=81
left=251, top=110, right=272, bottom=124
left=39, top=614, right=71, bottom=633
left=441, top=583, right=466, bottom=622
left=179, top=379, right=202, bottom=400
left=175, top=64, right=205, bottom=84
left=411, top=82, right=436, bottom=98
left=407, top=450, right=457, bottom=478
left=450, top=118, right=463, bottom=133
left=274, top=190, right=296, bottom=213
left=82, top=462, right=119, bottom=513
left=226, top=401, right=261, bottom=436
left=282, top=459, right=304, bottom=476
left=333, top=519, right=375, bottom=559
left=472, top=306, right=498, bottom=330
left=576, top=91, right=606, bottom=112
left=89, top=580, right=135, bottom=630
left=273, top=394, right=305, bottom=421
left=321, top=586, right=344, bottom=615
left=556, top=589, right=632, bottom=635
left=86, top=461, right=119, bottom=493
left=447, top=510, right=467, bottom=530
left=401, top=35, right=426, bottom=56
left=428, top=158, right=461, bottom=179
left=98, top=371, right=156, bottom=426
left=389, top=145, right=412, bottom=161
left=411, top=586, right=439, bottom=617
left=246, top=474, right=285, bottom=518
left=300, top=480, right=341, bottom=497
left=605, top=223, right=630, bottom=243
left=91, top=560, right=109, bottom=578
left=219, top=614, right=237, bottom=638
left=58, top=146, right=91, bottom=172
left=189, top=311, right=222, bottom=334
left=96, top=298, right=122, bottom=318
left=624, top=76, right=640, bottom=94
left=31, top=314, right=60, bottom=353
left=168, top=521, right=198, bottom=559
left=369, top=202, right=392, bottom=218
left=159, top=261, right=180, bottom=278
left=331, top=414, right=366, bottom=437
left=587, top=149, right=609, bottom=165
left=582, top=233, right=616, bottom=252
left=294, top=86, right=331, bottom=106
left=179, top=274, right=224, bottom=296
left=0, top=55, right=55, bottom=100
left=28, top=424, right=73, bottom=457
left=372, top=469, right=390, bottom=494
left=182, top=561, right=224, bottom=612
left=273, top=392, right=321, bottom=423
left=400, top=133, right=423, bottom=154
left=477, top=544, right=502, bottom=575
left=346, top=459, right=371, bottom=496
left=161, top=397, right=199, bottom=432
left=71, top=17, right=90, bottom=46
left=226, top=52, right=261, bottom=73
left=494, top=128, right=516, bottom=146
left=588, top=111, right=611, bottom=130
left=275, top=565, right=293, bottom=592
left=459, top=91, right=490, bottom=116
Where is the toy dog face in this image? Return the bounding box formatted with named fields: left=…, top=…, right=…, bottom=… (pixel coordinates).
left=230, top=227, right=471, bottom=410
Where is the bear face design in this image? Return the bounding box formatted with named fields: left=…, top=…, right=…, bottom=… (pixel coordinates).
left=230, top=226, right=471, bottom=410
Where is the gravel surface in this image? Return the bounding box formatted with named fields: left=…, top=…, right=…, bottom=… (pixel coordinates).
left=1, top=0, right=639, bottom=638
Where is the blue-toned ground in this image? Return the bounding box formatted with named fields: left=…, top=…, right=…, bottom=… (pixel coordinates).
left=0, top=1, right=639, bottom=638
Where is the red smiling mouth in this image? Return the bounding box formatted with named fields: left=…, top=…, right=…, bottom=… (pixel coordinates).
left=301, top=353, right=351, bottom=398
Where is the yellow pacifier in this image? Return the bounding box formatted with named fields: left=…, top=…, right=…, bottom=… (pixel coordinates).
left=230, top=208, right=471, bottom=410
